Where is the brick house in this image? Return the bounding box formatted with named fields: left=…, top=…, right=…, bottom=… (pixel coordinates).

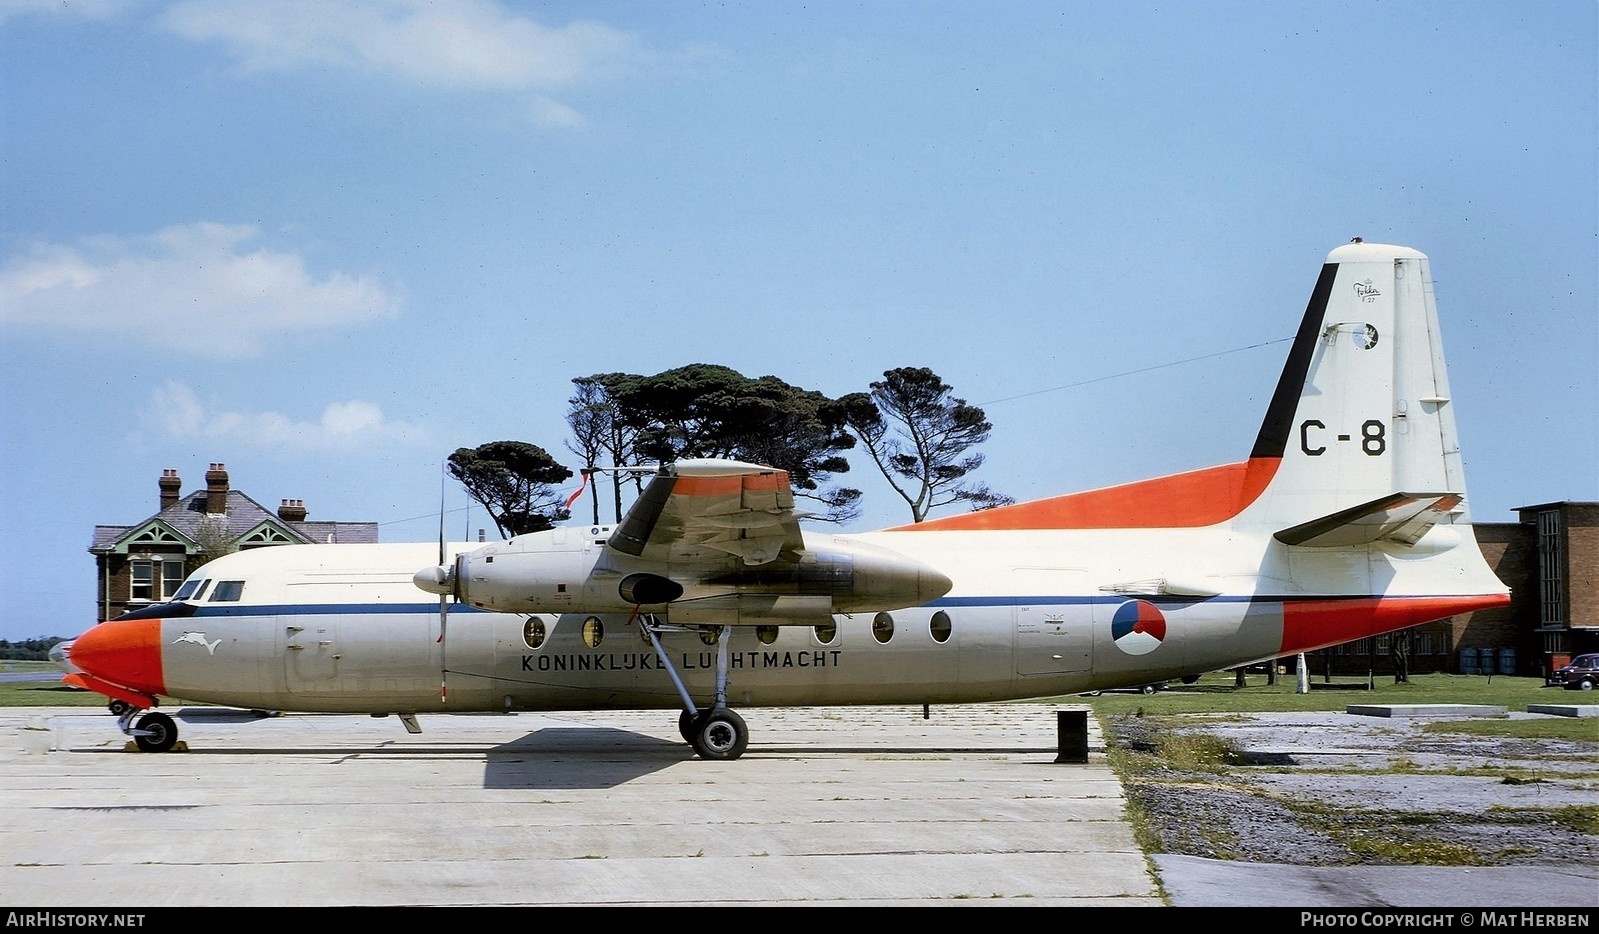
left=88, top=463, right=378, bottom=622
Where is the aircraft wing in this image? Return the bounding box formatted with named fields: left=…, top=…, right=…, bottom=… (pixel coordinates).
left=606, top=459, right=802, bottom=567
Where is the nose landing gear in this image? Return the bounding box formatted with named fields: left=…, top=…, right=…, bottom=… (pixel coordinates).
left=114, top=707, right=180, bottom=753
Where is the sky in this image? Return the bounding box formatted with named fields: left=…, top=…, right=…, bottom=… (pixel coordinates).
left=1, top=0, right=1594, bottom=643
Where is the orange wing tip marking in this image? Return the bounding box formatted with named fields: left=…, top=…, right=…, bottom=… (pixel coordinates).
left=673, top=470, right=790, bottom=497
left=63, top=672, right=159, bottom=709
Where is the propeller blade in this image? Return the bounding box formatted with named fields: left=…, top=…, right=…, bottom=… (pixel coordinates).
left=437, top=463, right=449, bottom=698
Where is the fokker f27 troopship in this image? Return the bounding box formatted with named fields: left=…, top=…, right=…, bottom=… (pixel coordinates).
left=65, top=241, right=1510, bottom=760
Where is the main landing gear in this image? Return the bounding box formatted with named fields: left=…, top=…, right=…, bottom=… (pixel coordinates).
left=113, top=705, right=180, bottom=753
left=642, top=616, right=750, bottom=761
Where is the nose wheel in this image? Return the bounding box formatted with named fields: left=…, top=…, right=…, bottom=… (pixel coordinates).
left=133, top=712, right=179, bottom=753
left=114, top=707, right=180, bottom=753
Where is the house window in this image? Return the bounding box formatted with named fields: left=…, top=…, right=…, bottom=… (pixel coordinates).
left=130, top=559, right=186, bottom=601
left=161, top=560, right=185, bottom=598
left=130, top=563, right=155, bottom=601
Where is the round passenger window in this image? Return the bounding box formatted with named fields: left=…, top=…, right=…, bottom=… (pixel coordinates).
left=813, top=622, right=837, bottom=645
left=929, top=611, right=952, bottom=644
left=756, top=625, right=778, bottom=645
left=582, top=616, right=604, bottom=648
left=522, top=616, right=547, bottom=650
left=872, top=612, right=894, bottom=644
left=699, top=627, right=719, bottom=646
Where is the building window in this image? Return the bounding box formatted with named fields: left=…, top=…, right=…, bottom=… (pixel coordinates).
left=1538, top=509, right=1566, bottom=628
left=132, top=559, right=190, bottom=601
left=130, top=563, right=155, bottom=601
left=161, top=560, right=185, bottom=598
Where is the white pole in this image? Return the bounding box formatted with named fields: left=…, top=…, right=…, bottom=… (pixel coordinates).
left=1296, top=653, right=1310, bottom=694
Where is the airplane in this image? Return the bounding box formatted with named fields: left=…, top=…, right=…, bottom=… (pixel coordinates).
left=63, top=241, right=1511, bottom=759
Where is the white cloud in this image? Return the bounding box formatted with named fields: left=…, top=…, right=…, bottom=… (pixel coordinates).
left=150, top=381, right=425, bottom=451
left=159, top=0, right=641, bottom=93
left=0, top=0, right=129, bottom=26
left=0, top=222, right=399, bottom=357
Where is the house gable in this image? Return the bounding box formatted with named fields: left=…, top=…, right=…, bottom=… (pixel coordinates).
left=236, top=521, right=304, bottom=549
left=104, top=519, right=198, bottom=556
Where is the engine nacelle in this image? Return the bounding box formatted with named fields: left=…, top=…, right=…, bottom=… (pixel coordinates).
left=413, top=528, right=952, bottom=620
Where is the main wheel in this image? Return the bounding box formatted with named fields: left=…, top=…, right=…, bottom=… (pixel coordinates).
left=692, top=708, right=748, bottom=761
left=133, top=712, right=178, bottom=753
left=677, top=709, right=706, bottom=743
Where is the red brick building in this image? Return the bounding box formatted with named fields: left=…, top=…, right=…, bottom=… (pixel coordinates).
left=88, top=464, right=378, bottom=622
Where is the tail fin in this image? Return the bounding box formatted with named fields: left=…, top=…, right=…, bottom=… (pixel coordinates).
left=1237, top=241, right=1469, bottom=537
left=901, top=242, right=1477, bottom=535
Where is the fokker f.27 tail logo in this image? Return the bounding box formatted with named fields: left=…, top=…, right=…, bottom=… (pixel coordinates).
left=173, top=632, right=221, bottom=655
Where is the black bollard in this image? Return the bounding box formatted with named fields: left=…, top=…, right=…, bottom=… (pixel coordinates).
left=1054, top=708, right=1089, bottom=763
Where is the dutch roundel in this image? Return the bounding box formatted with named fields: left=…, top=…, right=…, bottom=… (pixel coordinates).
left=1110, top=600, right=1167, bottom=656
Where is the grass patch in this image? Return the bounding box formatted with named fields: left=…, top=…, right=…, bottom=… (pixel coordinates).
left=0, top=682, right=111, bottom=708
left=1421, top=717, right=1599, bottom=742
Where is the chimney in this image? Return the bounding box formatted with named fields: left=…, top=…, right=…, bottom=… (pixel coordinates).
left=159, top=469, right=181, bottom=510
left=205, top=463, right=229, bottom=515
left=278, top=499, right=307, bottom=522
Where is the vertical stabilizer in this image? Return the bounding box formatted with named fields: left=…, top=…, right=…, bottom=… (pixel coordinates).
left=1240, top=241, right=1470, bottom=533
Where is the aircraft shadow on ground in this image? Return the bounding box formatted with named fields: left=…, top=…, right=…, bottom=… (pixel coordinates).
left=484, top=727, right=691, bottom=788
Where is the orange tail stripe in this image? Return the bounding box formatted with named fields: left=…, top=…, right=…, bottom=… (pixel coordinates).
left=896, top=457, right=1280, bottom=531
left=1279, top=594, right=1512, bottom=655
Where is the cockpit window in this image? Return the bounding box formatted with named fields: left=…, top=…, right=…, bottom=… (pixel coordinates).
left=210, top=580, right=245, bottom=602
left=172, top=578, right=204, bottom=601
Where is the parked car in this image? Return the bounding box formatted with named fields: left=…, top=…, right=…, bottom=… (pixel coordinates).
left=1547, top=653, right=1599, bottom=691
left=1080, top=681, right=1168, bottom=697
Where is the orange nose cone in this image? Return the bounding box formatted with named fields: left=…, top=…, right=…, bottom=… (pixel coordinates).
left=69, top=619, right=166, bottom=696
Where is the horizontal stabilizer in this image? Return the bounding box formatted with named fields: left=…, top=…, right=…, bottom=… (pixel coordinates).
left=1274, top=492, right=1463, bottom=547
